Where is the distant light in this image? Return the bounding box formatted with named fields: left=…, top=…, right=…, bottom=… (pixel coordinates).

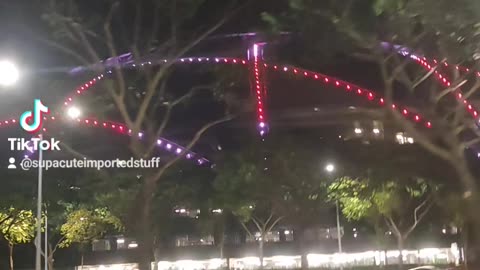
left=284, top=230, right=290, bottom=235
left=67, top=107, right=81, bottom=119
left=179, top=209, right=186, bottom=213
left=0, top=60, right=19, bottom=87
left=373, top=128, right=380, bottom=134
left=253, top=44, right=259, bottom=58
left=354, top=128, right=363, bottom=134
left=325, top=163, right=335, bottom=173
left=442, top=228, right=447, bottom=234
left=128, top=243, right=138, bottom=249
left=117, top=238, right=125, bottom=244
left=212, top=209, right=223, bottom=214
left=407, top=137, right=414, bottom=144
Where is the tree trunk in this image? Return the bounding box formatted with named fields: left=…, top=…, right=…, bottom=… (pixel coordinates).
left=48, top=243, right=54, bottom=270
left=462, top=227, right=469, bottom=270
left=259, top=237, right=265, bottom=270
left=296, top=227, right=308, bottom=270
left=453, top=158, right=480, bottom=253
left=8, top=244, right=13, bottom=270
left=136, top=178, right=156, bottom=270
left=373, top=220, right=385, bottom=268
left=396, top=236, right=404, bottom=270
left=81, top=253, right=84, bottom=269
left=153, top=248, right=159, bottom=270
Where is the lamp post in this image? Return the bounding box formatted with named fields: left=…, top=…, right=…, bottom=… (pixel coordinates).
left=36, top=134, right=44, bottom=270
left=325, top=163, right=343, bottom=270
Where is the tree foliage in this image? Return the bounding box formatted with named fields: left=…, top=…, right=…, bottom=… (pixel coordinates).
left=59, top=207, right=123, bottom=248
left=0, top=208, right=36, bottom=245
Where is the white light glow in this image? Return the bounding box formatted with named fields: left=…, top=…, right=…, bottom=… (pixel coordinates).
left=67, top=107, right=81, bottom=119
left=325, top=163, right=335, bottom=173
left=253, top=44, right=259, bottom=58
left=354, top=128, right=363, bottom=134
left=0, top=60, right=19, bottom=87
left=116, top=238, right=125, bottom=244
left=128, top=242, right=138, bottom=248
left=373, top=128, right=380, bottom=134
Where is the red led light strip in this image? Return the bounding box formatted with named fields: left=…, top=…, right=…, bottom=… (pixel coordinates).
left=250, top=44, right=268, bottom=135
left=413, top=57, right=480, bottom=119
left=268, top=63, right=432, bottom=128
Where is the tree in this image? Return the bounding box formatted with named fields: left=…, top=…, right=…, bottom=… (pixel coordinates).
left=34, top=1, right=251, bottom=268
left=439, top=190, right=474, bottom=268
left=58, top=206, right=123, bottom=268
left=214, top=136, right=332, bottom=270
left=234, top=205, right=283, bottom=270
left=0, top=208, right=36, bottom=270
left=328, top=177, right=436, bottom=269
left=265, top=137, right=332, bottom=270
left=274, top=0, right=480, bottom=249
left=214, top=144, right=283, bottom=269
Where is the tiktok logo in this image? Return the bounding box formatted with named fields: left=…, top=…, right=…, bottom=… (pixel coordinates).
left=19, top=99, right=50, bottom=133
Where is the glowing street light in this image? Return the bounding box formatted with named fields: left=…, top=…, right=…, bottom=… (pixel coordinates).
left=325, top=163, right=335, bottom=173
left=324, top=162, right=343, bottom=270
left=0, top=60, right=19, bottom=87
left=67, top=106, right=81, bottom=119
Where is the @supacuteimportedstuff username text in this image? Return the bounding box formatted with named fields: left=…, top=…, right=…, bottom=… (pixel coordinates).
left=11, top=157, right=161, bottom=171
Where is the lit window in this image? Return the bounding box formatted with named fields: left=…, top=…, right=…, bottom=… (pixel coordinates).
left=396, top=132, right=414, bottom=144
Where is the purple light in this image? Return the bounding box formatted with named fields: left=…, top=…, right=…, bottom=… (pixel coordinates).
left=138, top=132, right=143, bottom=138
left=157, top=139, right=162, bottom=145
left=259, top=122, right=265, bottom=128
left=186, top=153, right=192, bottom=159
left=260, top=130, right=265, bottom=136
left=166, top=144, right=172, bottom=150
left=253, top=44, right=259, bottom=58
left=176, top=148, right=182, bottom=154
left=198, top=159, right=204, bottom=165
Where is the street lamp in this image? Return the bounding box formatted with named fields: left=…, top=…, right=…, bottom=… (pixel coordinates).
left=325, top=163, right=335, bottom=173
left=0, top=60, right=19, bottom=87
left=67, top=106, right=81, bottom=119
left=325, top=163, right=343, bottom=270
